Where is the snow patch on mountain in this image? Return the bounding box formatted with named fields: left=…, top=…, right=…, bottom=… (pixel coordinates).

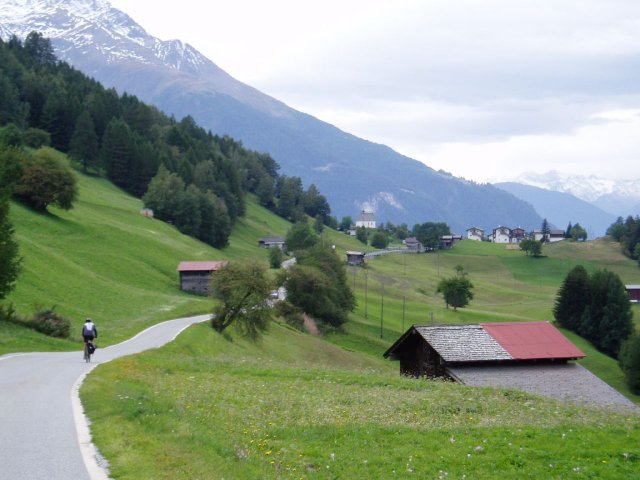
left=0, top=0, right=213, bottom=74
left=357, top=192, right=404, bottom=213
left=515, top=170, right=640, bottom=203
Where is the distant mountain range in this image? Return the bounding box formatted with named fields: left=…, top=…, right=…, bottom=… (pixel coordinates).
left=0, top=0, right=544, bottom=234
left=515, top=171, right=640, bottom=218
left=495, top=182, right=617, bottom=239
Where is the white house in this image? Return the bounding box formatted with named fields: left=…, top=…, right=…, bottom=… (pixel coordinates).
left=492, top=226, right=512, bottom=243
left=355, top=210, right=376, bottom=229
left=533, top=229, right=565, bottom=243
left=466, top=227, right=484, bottom=241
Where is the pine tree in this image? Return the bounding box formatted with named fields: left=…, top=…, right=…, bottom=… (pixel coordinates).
left=69, top=109, right=99, bottom=173
left=553, top=265, right=589, bottom=331
left=580, top=269, right=633, bottom=357
left=619, top=334, right=640, bottom=394
left=0, top=149, right=21, bottom=299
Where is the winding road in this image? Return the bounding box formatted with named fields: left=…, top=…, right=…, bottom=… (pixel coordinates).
left=0, top=314, right=210, bottom=480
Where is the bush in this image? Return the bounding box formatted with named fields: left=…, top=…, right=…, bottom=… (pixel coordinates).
left=275, top=301, right=305, bottom=331
left=0, top=303, right=18, bottom=323
left=28, top=308, right=71, bottom=338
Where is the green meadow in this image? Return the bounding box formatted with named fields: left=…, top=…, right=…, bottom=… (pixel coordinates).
left=3, top=165, right=640, bottom=478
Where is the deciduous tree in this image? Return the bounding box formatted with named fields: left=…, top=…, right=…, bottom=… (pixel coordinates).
left=210, top=261, right=273, bottom=338
left=436, top=267, right=474, bottom=310
left=14, top=148, right=77, bottom=211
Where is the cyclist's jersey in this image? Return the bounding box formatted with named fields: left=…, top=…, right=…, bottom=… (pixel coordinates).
left=82, top=322, right=97, bottom=338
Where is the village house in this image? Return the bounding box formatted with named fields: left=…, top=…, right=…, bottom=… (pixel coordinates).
left=257, top=236, right=285, bottom=249
left=403, top=237, right=422, bottom=251
left=383, top=322, right=636, bottom=409
left=177, top=261, right=227, bottom=295
left=355, top=210, right=376, bottom=229
left=346, top=251, right=366, bottom=266
left=511, top=226, right=526, bottom=243
left=491, top=226, right=512, bottom=243
left=466, top=227, right=484, bottom=241
left=533, top=229, right=565, bottom=243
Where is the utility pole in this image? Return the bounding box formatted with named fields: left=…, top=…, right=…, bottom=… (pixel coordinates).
left=402, top=295, right=406, bottom=331
left=364, top=271, right=368, bottom=318
left=380, top=282, right=384, bottom=338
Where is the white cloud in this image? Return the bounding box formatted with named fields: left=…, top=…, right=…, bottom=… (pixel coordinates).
left=110, top=0, right=640, bottom=184
left=421, top=109, right=640, bottom=182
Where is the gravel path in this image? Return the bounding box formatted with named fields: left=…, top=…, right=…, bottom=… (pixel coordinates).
left=448, top=362, right=639, bottom=412
left=0, top=314, right=210, bottom=480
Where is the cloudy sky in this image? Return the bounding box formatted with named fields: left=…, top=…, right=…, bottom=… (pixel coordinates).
left=110, top=0, right=640, bottom=183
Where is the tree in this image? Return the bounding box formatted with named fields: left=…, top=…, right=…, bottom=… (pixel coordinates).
left=566, top=222, right=573, bottom=239
left=283, top=244, right=355, bottom=327
left=355, top=226, right=368, bottom=245
left=24, top=31, right=56, bottom=64
left=436, top=268, right=474, bottom=310
left=69, top=109, right=99, bottom=173
left=619, top=334, right=640, bottom=394
left=339, top=216, right=353, bottom=231
left=210, top=261, right=273, bottom=338
left=413, top=222, right=450, bottom=250
left=268, top=246, right=284, bottom=269
left=541, top=218, right=551, bottom=243
left=14, top=148, right=77, bottom=211
left=370, top=230, right=389, bottom=249
left=285, top=222, right=318, bottom=252
left=580, top=269, right=633, bottom=357
left=569, top=223, right=587, bottom=242
left=520, top=238, right=542, bottom=257
left=553, top=265, right=590, bottom=332
left=0, top=152, right=21, bottom=299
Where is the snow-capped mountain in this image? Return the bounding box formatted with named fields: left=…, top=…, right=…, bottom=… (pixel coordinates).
left=0, top=0, right=544, bottom=232
left=0, top=0, right=286, bottom=114
left=515, top=171, right=640, bottom=216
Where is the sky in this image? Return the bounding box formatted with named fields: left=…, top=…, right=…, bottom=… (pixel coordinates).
left=109, top=0, right=640, bottom=184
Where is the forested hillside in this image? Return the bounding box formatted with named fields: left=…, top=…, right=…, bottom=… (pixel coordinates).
left=0, top=32, right=331, bottom=248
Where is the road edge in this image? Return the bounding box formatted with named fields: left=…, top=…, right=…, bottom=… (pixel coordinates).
left=71, top=314, right=211, bottom=480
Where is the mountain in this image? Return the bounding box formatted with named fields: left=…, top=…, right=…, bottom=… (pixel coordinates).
left=495, top=182, right=617, bottom=239
left=515, top=171, right=640, bottom=218
left=0, top=0, right=543, bottom=233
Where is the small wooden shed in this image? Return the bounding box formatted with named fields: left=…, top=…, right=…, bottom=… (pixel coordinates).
left=258, top=236, right=285, bottom=249
left=346, top=251, right=366, bottom=266
left=383, top=322, right=585, bottom=379
left=177, top=261, right=227, bottom=295
left=404, top=237, right=422, bottom=251
left=626, top=285, right=640, bottom=303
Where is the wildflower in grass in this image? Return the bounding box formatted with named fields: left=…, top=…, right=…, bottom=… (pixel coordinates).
left=449, top=436, right=455, bottom=444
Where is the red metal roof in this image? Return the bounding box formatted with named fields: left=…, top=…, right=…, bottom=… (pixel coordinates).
left=177, top=261, right=227, bottom=272
left=481, top=322, right=585, bottom=360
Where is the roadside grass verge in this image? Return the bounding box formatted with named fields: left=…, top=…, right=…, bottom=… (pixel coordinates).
left=82, top=322, right=640, bottom=479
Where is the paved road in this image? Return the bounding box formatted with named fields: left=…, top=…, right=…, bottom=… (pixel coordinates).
left=0, top=314, right=210, bottom=480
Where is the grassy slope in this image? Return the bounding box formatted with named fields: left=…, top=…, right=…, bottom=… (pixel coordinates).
left=4, top=160, right=640, bottom=478
left=1, top=153, right=294, bottom=352
left=82, top=322, right=640, bottom=480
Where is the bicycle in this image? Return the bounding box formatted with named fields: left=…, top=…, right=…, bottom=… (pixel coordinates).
left=83, top=340, right=95, bottom=363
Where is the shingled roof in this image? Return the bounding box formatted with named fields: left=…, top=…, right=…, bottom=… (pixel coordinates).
left=414, top=325, right=511, bottom=362
left=384, top=322, right=585, bottom=363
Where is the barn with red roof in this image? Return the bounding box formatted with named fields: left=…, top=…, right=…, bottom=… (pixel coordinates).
left=383, top=322, right=636, bottom=410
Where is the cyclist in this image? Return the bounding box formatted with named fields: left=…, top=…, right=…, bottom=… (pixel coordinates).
left=82, top=318, right=98, bottom=359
